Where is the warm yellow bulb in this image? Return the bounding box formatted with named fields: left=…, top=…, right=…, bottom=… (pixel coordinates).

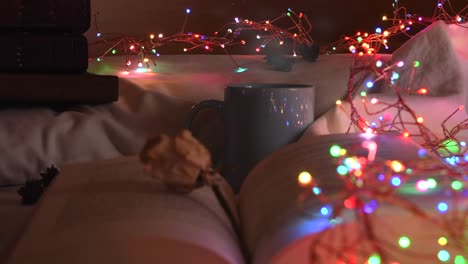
left=298, top=171, right=313, bottom=186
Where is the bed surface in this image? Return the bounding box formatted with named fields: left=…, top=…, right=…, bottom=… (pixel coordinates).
left=0, top=54, right=360, bottom=262
left=0, top=21, right=467, bottom=263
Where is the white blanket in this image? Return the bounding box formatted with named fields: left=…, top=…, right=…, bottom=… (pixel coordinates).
left=0, top=54, right=356, bottom=184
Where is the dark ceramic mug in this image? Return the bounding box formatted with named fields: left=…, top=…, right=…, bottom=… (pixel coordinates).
left=186, top=83, right=315, bottom=192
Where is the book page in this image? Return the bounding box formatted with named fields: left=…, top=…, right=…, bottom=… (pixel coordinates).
left=238, top=133, right=465, bottom=263
left=7, top=156, right=244, bottom=264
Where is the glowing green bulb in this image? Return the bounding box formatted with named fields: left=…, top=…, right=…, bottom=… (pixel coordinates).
left=438, top=250, right=450, bottom=262
left=329, top=145, right=342, bottom=157
left=455, top=255, right=467, bottom=264
left=398, top=236, right=411, bottom=248
left=413, top=60, right=420, bottom=67
left=112, top=49, right=117, bottom=54
left=287, top=12, right=291, bottom=16
left=96, top=57, right=102, bottom=62
left=235, top=67, right=248, bottom=73
left=437, top=139, right=460, bottom=156
left=451, top=181, right=463, bottom=191
left=152, top=49, right=157, bottom=54
left=426, top=178, right=437, bottom=189
left=337, top=165, right=348, bottom=175
left=357, top=36, right=363, bottom=43
left=368, top=254, right=381, bottom=264
left=360, top=91, right=367, bottom=97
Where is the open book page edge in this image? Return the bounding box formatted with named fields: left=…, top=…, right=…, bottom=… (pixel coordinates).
left=7, top=156, right=244, bottom=264
left=238, top=133, right=442, bottom=262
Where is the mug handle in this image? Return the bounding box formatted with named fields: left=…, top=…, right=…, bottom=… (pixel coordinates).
left=185, top=99, right=225, bottom=165
left=185, top=99, right=224, bottom=129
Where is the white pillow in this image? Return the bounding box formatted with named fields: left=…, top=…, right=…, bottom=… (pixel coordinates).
left=392, top=21, right=468, bottom=96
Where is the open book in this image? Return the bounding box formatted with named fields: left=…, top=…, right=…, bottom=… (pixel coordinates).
left=5, top=133, right=466, bottom=263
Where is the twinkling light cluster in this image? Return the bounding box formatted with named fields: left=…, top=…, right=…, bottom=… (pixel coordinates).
left=337, top=54, right=468, bottom=166
left=228, top=9, right=314, bottom=57
left=323, top=0, right=467, bottom=55
left=90, top=9, right=316, bottom=73
left=297, top=1, right=467, bottom=262
left=89, top=9, right=239, bottom=73
left=298, top=140, right=468, bottom=263
left=334, top=0, right=468, bottom=167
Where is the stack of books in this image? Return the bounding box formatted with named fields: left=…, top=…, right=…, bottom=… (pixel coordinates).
left=0, top=0, right=118, bottom=105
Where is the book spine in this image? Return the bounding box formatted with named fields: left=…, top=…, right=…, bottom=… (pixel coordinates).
left=0, top=0, right=90, bottom=34
left=0, top=74, right=119, bottom=105
left=0, top=34, right=88, bottom=73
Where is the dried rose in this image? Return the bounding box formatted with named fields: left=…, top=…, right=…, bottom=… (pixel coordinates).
left=140, top=130, right=212, bottom=193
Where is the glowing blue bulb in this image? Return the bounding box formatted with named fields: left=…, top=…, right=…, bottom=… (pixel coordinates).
left=464, top=154, right=468, bottom=161
left=438, top=202, right=448, bottom=213
left=320, top=206, right=331, bottom=216
left=96, top=32, right=102, bottom=37
left=391, top=72, right=400, bottom=80
left=438, top=250, right=450, bottom=261
left=363, top=200, right=378, bottom=214
left=460, top=141, right=466, bottom=147
left=337, top=166, right=348, bottom=175
left=186, top=8, right=191, bottom=14
left=261, top=44, right=266, bottom=48
left=378, top=116, right=383, bottom=121
left=366, top=81, right=374, bottom=88
left=286, top=121, right=290, bottom=126
left=418, top=148, right=427, bottom=158
left=375, top=27, right=382, bottom=34
left=312, top=187, right=322, bottom=195
left=391, top=177, right=402, bottom=186
left=378, top=174, right=385, bottom=181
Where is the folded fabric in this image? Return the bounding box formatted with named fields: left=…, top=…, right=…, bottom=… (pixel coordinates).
left=0, top=55, right=353, bottom=184
left=392, top=21, right=468, bottom=97
left=304, top=94, right=468, bottom=147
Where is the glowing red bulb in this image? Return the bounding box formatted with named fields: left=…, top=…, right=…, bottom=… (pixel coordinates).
left=417, top=88, right=428, bottom=94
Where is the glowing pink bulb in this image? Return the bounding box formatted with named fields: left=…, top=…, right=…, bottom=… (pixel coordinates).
left=416, top=180, right=429, bottom=192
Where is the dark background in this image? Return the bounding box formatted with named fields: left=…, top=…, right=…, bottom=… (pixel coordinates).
left=86, top=0, right=466, bottom=54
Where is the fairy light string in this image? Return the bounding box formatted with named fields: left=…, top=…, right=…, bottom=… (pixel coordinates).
left=297, top=1, right=467, bottom=262
left=333, top=0, right=468, bottom=165
left=90, top=8, right=316, bottom=73
left=323, top=0, right=467, bottom=54
left=298, top=140, right=468, bottom=263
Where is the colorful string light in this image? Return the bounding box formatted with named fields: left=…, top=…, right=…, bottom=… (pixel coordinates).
left=333, top=0, right=468, bottom=167
left=323, top=0, right=467, bottom=54
left=89, top=8, right=316, bottom=73
left=298, top=141, right=467, bottom=263
left=298, top=1, right=467, bottom=262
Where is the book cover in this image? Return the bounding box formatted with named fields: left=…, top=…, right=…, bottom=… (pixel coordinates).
left=0, top=0, right=90, bottom=34
left=0, top=34, right=88, bottom=73
left=0, top=73, right=118, bottom=105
